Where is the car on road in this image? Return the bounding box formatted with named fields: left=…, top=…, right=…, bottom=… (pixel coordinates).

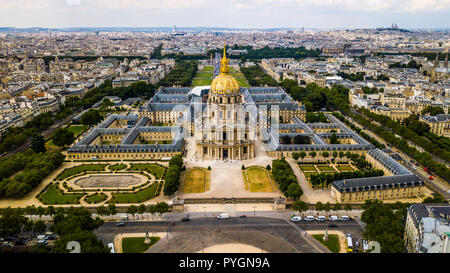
left=181, top=217, right=190, bottom=222
left=116, top=222, right=126, bottom=227
left=304, top=216, right=315, bottom=221
left=328, top=223, right=338, bottom=228
left=37, top=235, right=48, bottom=240
left=217, top=213, right=230, bottom=219
left=329, top=215, right=339, bottom=221
left=316, top=216, right=326, bottom=221
left=339, top=216, right=350, bottom=221
left=239, top=215, right=247, bottom=218
left=428, top=176, right=434, bottom=180
left=290, top=216, right=302, bottom=222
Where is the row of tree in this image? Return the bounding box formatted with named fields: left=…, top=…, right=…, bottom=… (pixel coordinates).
left=158, top=60, right=198, bottom=87
left=163, top=154, right=184, bottom=196
left=0, top=150, right=64, bottom=198
left=240, top=65, right=278, bottom=87
left=309, top=169, right=384, bottom=188
left=305, top=112, right=328, bottom=123
left=272, top=158, right=302, bottom=200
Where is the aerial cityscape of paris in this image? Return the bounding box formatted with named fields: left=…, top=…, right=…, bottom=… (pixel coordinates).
left=0, top=0, right=449, bottom=268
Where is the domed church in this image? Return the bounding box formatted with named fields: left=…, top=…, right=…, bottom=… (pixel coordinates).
left=194, top=46, right=256, bottom=160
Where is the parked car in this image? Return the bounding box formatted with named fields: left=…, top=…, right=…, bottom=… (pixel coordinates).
left=339, top=216, right=350, bottom=221
left=304, top=216, right=315, bottom=221
left=239, top=215, right=247, bottom=218
left=328, top=223, right=338, bottom=228
left=181, top=217, right=190, bottom=222
left=37, top=240, right=48, bottom=245
left=217, top=213, right=230, bottom=219
left=37, top=235, right=48, bottom=241
left=355, top=240, right=360, bottom=248
left=116, top=222, right=126, bottom=227
left=316, top=216, right=326, bottom=221
left=290, top=216, right=302, bottom=222
left=362, top=240, right=369, bottom=252
left=329, top=215, right=339, bottom=221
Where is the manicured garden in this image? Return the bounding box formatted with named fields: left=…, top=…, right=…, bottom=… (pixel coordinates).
left=38, top=183, right=83, bottom=205
left=312, top=234, right=340, bottom=253
left=122, top=237, right=160, bottom=253
left=192, top=78, right=213, bottom=86
left=57, top=164, right=107, bottom=180
left=129, top=163, right=165, bottom=179
left=110, top=182, right=160, bottom=203
left=67, top=125, right=88, bottom=137
left=84, top=193, right=108, bottom=204
left=109, top=163, right=127, bottom=171
left=182, top=168, right=210, bottom=193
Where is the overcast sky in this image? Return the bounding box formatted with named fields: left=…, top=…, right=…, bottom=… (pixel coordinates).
left=0, top=0, right=449, bottom=29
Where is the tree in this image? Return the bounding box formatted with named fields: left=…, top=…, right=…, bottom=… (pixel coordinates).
left=0, top=207, right=28, bottom=237
left=344, top=204, right=352, bottom=214
left=80, top=109, right=102, bottom=126
left=107, top=203, right=117, bottom=220
left=332, top=203, right=342, bottom=216
left=299, top=151, right=307, bottom=161
left=330, top=133, right=340, bottom=144
left=154, top=202, right=169, bottom=219
left=52, top=128, right=75, bottom=147
left=315, top=202, right=324, bottom=215
left=421, top=106, right=444, bottom=116
left=37, top=206, right=46, bottom=220
left=96, top=205, right=107, bottom=218
left=287, top=183, right=303, bottom=200
left=292, top=152, right=300, bottom=160
left=33, top=220, right=47, bottom=234
left=266, top=164, right=271, bottom=170
left=322, top=151, right=329, bottom=159
left=31, top=134, right=46, bottom=154
left=332, top=151, right=338, bottom=159
left=309, top=151, right=317, bottom=160
left=292, top=200, right=308, bottom=216
left=324, top=202, right=331, bottom=216
left=127, top=205, right=138, bottom=220
left=138, top=204, right=147, bottom=220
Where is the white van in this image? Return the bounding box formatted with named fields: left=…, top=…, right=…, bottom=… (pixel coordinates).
left=339, top=215, right=350, bottom=221
left=217, top=213, right=230, bottom=219
left=316, top=216, right=326, bottom=221
left=304, top=216, right=315, bottom=221
left=290, top=216, right=302, bottom=222
left=329, top=215, right=339, bottom=221
left=37, top=235, right=48, bottom=240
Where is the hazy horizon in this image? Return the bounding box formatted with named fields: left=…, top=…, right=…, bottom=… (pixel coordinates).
left=0, top=0, right=449, bottom=29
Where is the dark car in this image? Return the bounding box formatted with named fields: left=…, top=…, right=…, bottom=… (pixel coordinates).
left=46, top=235, right=57, bottom=240
left=116, top=222, right=126, bottom=227
left=181, top=217, right=190, bottom=222
left=239, top=215, right=247, bottom=218
left=328, top=223, right=338, bottom=228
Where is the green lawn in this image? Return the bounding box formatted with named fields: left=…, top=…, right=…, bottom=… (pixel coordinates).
left=84, top=193, right=107, bottom=204
left=122, top=237, right=160, bottom=253
left=299, top=165, right=316, bottom=172
left=110, top=182, right=160, bottom=203
left=129, top=164, right=165, bottom=179
left=244, top=166, right=275, bottom=192
left=192, top=78, right=213, bottom=86
left=38, top=183, right=82, bottom=205
left=317, top=165, right=335, bottom=172
left=182, top=168, right=210, bottom=193
left=194, top=71, right=213, bottom=78
left=202, top=66, right=213, bottom=71
left=109, top=163, right=127, bottom=171
left=312, top=234, right=340, bottom=253
left=337, top=164, right=354, bottom=172
left=57, top=164, right=107, bottom=180
left=67, top=125, right=88, bottom=137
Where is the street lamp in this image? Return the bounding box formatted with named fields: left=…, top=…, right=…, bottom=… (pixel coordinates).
left=203, top=206, right=206, bottom=217
left=253, top=206, right=256, bottom=217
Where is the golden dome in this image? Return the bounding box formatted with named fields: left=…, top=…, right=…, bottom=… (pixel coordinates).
left=210, top=45, right=240, bottom=95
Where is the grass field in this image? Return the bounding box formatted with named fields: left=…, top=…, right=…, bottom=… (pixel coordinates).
left=67, top=125, right=88, bottom=136
left=38, top=183, right=82, bottom=205
left=182, top=168, right=210, bottom=193
left=129, top=164, right=165, bottom=179
left=337, top=164, right=354, bottom=172
left=312, top=234, right=340, bottom=253
left=122, top=237, right=160, bottom=253
left=109, top=163, right=127, bottom=171
left=243, top=166, right=276, bottom=192
left=235, top=77, right=250, bottom=87
left=84, top=193, right=107, bottom=204
left=192, top=78, right=213, bottom=86
left=317, top=165, right=336, bottom=172
left=57, top=164, right=107, bottom=180
left=202, top=66, right=214, bottom=71
left=110, top=182, right=160, bottom=203
left=195, top=71, right=213, bottom=78
left=299, top=165, right=316, bottom=172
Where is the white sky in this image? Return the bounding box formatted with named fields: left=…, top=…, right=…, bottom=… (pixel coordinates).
left=0, top=0, right=449, bottom=28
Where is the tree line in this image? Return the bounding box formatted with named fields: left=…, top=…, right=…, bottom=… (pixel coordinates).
left=272, top=158, right=302, bottom=200
left=163, top=154, right=184, bottom=196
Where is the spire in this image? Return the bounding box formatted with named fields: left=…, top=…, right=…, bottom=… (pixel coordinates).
left=220, top=44, right=230, bottom=74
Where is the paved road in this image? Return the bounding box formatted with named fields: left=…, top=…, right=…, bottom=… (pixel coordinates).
left=94, top=217, right=329, bottom=253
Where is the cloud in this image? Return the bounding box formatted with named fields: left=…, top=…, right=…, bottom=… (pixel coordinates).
left=65, top=0, right=83, bottom=6
left=231, top=0, right=450, bottom=12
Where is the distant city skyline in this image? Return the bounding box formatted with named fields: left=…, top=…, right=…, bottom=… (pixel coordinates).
left=0, top=0, right=449, bottom=29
